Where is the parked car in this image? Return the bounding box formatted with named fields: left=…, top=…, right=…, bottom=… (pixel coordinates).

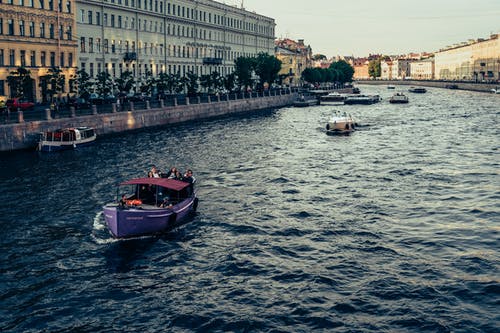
left=6, top=98, right=35, bottom=111
left=67, top=97, right=91, bottom=109
left=89, top=93, right=104, bottom=105
left=129, top=92, right=150, bottom=102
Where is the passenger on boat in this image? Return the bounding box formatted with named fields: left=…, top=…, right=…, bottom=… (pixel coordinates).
left=160, top=197, right=173, bottom=208
left=148, top=165, right=161, bottom=178
left=182, top=169, right=196, bottom=196
left=164, top=166, right=179, bottom=179
left=119, top=194, right=127, bottom=207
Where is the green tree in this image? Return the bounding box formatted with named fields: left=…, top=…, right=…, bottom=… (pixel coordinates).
left=329, top=60, right=354, bottom=83
left=234, top=56, right=255, bottom=89
left=222, top=73, right=236, bottom=92
left=254, top=52, right=281, bottom=88
left=368, top=59, right=381, bottom=78
left=139, top=70, right=155, bottom=96
left=70, top=68, right=93, bottom=99
left=45, top=67, right=66, bottom=102
left=184, top=71, right=199, bottom=97
left=95, top=71, right=113, bottom=97
left=115, top=70, right=135, bottom=95
left=7, top=67, right=34, bottom=100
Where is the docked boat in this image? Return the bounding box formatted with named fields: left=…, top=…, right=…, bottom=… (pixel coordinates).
left=320, top=92, right=350, bottom=104
left=325, top=110, right=356, bottom=135
left=103, top=177, right=198, bottom=238
left=344, top=94, right=380, bottom=105
left=37, top=127, right=96, bottom=152
left=408, top=87, right=427, bottom=93
left=293, top=95, right=319, bottom=107
left=389, top=92, right=409, bottom=104
left=387, top=85, right=396, bottom=89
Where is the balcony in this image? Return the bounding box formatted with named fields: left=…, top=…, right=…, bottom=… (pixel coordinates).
left=203, top=57, right=223, bottom=65
left=124, top=52, right=137, bottom=61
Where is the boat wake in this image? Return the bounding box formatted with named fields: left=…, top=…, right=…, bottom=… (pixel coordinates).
left=91, top=211, right=119, bottom=244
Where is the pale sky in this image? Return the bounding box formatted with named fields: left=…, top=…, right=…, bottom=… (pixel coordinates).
left=225, top=0, right=500, bottom=57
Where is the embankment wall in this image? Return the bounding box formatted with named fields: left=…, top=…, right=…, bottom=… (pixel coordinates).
left=356, top=80, right=496, bottom=93
left=0, top=93, right=296, bottom=152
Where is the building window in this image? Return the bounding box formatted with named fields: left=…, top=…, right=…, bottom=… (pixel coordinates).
left=96, top=12, right=100, bottom=26
left=29, top=21, right=35, bottom=37
left=50, top=52, right=55, bottom=67
left=0, top=19, right=3, bottom=35
left=39, top=22, right=45, bottom=38
left=66, top=0, right=71, bottom=13
left=89, top=63, right=94, bottom=77
left=60, top=52, right=64, bottom=67
left=9, top=50, right=15, bottom=66
left=40, top=51, right=46, bottom=66
left=89, top=37, right=93, bottom=52
left=8, top=19, right=14, bottom=36
left=67, top=26, right=72, bottom=40
left=88, top=11, right=93, bottom=25
left=30, top=50, right=36, bottom=66
left=68, top=53, right=73, bottom=67
left=0, top=49, right=4, bottom=66
left=80, top=37, right=86, bottom=52
left=111, top=15, right=115, bottom=27
left=49, top=24, right=54, bottom=38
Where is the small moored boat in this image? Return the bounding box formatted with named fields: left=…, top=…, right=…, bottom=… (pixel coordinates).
left=344, top=94, right=380, bottom=105
left=326, top=110, right=356, bottom=135
left=408, top=87, right=427, bottom=93
left=319, top=92, right=351, bottom=105
left=37, top=127, right=96, bottom=152
left=387, top=85, right=396, bottom=89
left=389, top=92, right=409, bottom=104
left=293, top=94, right=319, bottom=107
left=103, top=177, right=198, bottom=238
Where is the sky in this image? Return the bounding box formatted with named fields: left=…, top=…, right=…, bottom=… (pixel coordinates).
left=224, top=0, right=500, bottom=57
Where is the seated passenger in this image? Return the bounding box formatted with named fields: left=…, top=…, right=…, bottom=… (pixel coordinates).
left=149, top=165, right=161, bottom=178
left=165, top=167, right=178, bottom=179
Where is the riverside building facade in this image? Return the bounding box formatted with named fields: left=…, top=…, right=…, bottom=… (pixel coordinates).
left=76, top=0, right=275, bottom=83
left=434, top=34, right=500, bottom=82
left=0, top=0, right=78, bottom=102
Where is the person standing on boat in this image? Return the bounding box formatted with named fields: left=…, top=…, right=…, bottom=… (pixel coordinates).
left=182, top=169, right=196, bottom=196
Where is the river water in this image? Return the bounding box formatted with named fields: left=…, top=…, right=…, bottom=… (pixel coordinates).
left=1, top=85, right=499, bottom=332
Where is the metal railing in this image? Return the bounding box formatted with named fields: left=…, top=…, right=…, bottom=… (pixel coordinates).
left=0, top=88, right=296, bottom=125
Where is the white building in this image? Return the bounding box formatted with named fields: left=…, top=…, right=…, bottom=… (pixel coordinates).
left=390, top=59, right=413, bottom=79
left=76, top=0, right=275, bottom=81
left=410, top=58, right=434, bottom=80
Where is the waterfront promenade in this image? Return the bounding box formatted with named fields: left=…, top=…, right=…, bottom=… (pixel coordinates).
left=356, top=79, right=498, bottom=93
left=0, top=89, right=296, bottom=152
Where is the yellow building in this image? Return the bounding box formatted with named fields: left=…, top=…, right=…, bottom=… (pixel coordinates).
left=435, top=34, right=500, bottom=82
left=275, top=39, right=312, bottom=87
left=0, top=1, right=77, bottom=103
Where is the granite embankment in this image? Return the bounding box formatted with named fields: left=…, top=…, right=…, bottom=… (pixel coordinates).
left=356, top=80, right=497, bottom=93
left=0, top=93, right=296, bottom=152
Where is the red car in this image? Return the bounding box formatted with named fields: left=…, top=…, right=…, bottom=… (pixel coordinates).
left=6, top=98, right=35, bottom=111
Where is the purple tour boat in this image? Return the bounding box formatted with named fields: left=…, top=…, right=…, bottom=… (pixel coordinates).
left=103, top=177, right=198, bottom=238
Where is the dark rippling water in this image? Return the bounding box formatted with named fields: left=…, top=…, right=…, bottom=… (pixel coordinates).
left=1, top=85, right=499, bottom=332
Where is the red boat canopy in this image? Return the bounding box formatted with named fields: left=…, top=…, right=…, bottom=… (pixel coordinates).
left=120, top=178, right=190, bottom=191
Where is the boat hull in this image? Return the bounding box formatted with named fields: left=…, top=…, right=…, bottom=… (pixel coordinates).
left=103, top=196, right=197, bottom=238
left=293, top=99, right=319, bottom=107
left=38, top=138, right=96, bottom=152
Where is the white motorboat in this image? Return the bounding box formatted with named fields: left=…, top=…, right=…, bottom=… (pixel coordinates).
left=325, top=110, right=356, bottom=135
left=389, top=93, right=409, bottom=104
